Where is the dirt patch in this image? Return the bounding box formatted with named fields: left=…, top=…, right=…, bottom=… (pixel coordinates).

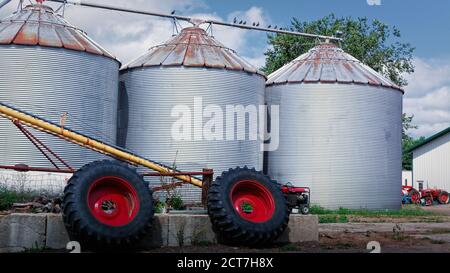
left=422, top=204, right=450, bottom=216
left=143, top=222, right=450, bottom=253
left=318, top=232, right=450, bottom=253
left=142, top=231, right=450, bottom=253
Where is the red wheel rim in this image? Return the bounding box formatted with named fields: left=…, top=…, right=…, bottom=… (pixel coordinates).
left=411, top=192, right=420, bottom=203
left=230, top=180, right=275, bottom=223
left=87, top=176, right=140, bottom=227
left=440, top=194, right=448, bottom=204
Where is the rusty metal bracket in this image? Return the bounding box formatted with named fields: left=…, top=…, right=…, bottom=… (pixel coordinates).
left=201, top=168, right=214, bottom=208
left=12, top=120, right=74, bottom=172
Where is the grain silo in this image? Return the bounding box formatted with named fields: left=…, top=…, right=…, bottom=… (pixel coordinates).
left=0, top=4, right=120, bottom=169
left=119, top=27, right=266, bottom=203
left=266, top=43, right=403, bottom=209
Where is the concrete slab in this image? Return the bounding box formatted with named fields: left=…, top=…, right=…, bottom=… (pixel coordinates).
left=139, top=214, right=169, bottom=249
left=412, top=234, right=450, bottom=243
left=45, top=214, right=70, bottom=249
left=166, top=214, right=216, bottom=247
left=0, top=213, right=46, bottom=253
left=0, top=213, right=319, bottom=252
left=277, top=214, right=319, bottom=243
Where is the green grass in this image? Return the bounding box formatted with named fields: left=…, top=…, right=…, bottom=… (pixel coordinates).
left=318, top=215, right=349, bottom=223
left=0, top=186, right=35, bottom=211
left=280, top=244, right=300, bottom=252
left=310, top=204, right=436, bottom=218
left=335, top=243, right=354, bottom=249
left=21, top=242, right=51, bottom=253
left=154, top=200, right=165, bottom=214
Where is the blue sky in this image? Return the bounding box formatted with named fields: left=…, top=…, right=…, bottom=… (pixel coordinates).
left=208, top=0, right=450, bottom=59
left=1, top=0, right=449, bottom=138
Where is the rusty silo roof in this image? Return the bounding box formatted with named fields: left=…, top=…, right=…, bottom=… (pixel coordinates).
left=0, top=4, right=118, bottom=61
left=122, top=27, right=265, bottom=77
left=266, top=43, right=403, bottom=92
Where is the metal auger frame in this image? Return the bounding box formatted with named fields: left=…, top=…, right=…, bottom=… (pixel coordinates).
left=0, top=102, right=205, bottom=187
left=0, top=101, right=291, bottom=247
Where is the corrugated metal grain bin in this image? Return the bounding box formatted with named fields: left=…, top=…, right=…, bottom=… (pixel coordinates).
left=119, top=27, right=266, bottom=203
left=265, top=43, right=403, bottom=209
left=0, top=4, right=120, bottom=169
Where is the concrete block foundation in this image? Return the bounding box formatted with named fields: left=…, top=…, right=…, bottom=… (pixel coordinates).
left=0, top=213, right=318, bottom=252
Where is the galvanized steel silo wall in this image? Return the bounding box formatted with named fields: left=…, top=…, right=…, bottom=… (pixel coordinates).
left=120, top=67, right=265, bottom=203
left=0, top=4, right=120, bottom=170
left=266, top=84, right=402, bottom=209
left=0, top=45, right=119, bottom=168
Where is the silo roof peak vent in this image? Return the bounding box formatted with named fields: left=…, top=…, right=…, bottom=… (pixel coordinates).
left=266, top=43, right=403, bottom=92
left=122, top=26, right=265, bottom=77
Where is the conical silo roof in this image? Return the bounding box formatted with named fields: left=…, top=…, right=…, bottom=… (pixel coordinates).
left=122, top=27, right=265, bottom=77
left=0, top=4, right=118, bottom=61
left=266, top=43, right=402, bottom=92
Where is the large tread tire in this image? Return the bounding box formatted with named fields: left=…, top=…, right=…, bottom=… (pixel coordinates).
left=409, top=189, right=420, bottom=204
left=62, top=160, right=154, bottom=249
left=438, top=191, right=449, bottom=204
left=207, top=166, right=290, bottom=246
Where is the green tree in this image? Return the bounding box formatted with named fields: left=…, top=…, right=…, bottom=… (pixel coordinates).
left=402, top=113, right=417, bottom=141
left=263, top=14, right=415, bottom=86
left=402, top=114, right=424, bottom=170
left=402, top=137, right=425, bottom=170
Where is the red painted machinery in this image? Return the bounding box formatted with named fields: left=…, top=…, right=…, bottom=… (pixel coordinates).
left=281, top=185, right=310, bottom=214
left=420, top=188, right=449, bottom=206
left=402, top=185, right=449, bottom=206
left=0, top=102, right=293, bottom=248
left=402, top=186, right=421, bottom=204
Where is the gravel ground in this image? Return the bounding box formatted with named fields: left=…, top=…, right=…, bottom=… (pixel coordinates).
left=422, top=204, right=450, bottom=216
left=143, top=220, right=450, bottom=253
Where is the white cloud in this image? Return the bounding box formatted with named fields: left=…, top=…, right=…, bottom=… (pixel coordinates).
left=404, top=58, right=450, bottom=98
left=242, top=55, right=266, bottom=69
left=62, top=0, right=205, bottom=63
left=404, top=58, right=450, bottom=138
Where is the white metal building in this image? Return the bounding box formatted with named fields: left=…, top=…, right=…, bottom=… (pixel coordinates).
left=402, top=170, right=413, bottom=187
left=409, top=127, right=450, bottom=191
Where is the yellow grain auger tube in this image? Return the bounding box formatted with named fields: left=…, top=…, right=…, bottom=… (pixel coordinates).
left=0, top=102, right=289, bottom=248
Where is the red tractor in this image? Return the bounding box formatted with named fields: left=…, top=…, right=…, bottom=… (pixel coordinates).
left=281, top=185, right=310, bottom=215
left=402, top=185, right=449, bottom=206
left=402, top=186, right=421, bottom=204
left=420, top=188, right=449, bottom=206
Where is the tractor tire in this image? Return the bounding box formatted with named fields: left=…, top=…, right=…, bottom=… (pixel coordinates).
left=207, top=166, right=290, bottom=246
left=62, top=160, right=154, bottom=248
left=438, top=191, right=449, bottom=204
left=300, top=205, right=310, bottom=215
left=409, top=189, right=421, bottom=204
left=423, top=197, right=433, bottom=206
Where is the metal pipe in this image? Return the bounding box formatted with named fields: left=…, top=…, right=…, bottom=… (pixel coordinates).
left=0, top=165, right=213, bottom=177
left=205, top=20, right=341, bottom=41
left=0, top=164, right=74, bottom=173
left=142, top=171, right=214, bottom=177
left=0, top=0, right=12, bottom=9
left=46, top=0, right=342, bottom=41
left=48, top=0, right=193, bottom=22
left=0, top=102, right=203, bottom=187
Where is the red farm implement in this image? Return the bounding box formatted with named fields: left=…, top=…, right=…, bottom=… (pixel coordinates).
left=0, top=102, right=311, bottom=248
left=402, top=185, right=449, bottom=206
